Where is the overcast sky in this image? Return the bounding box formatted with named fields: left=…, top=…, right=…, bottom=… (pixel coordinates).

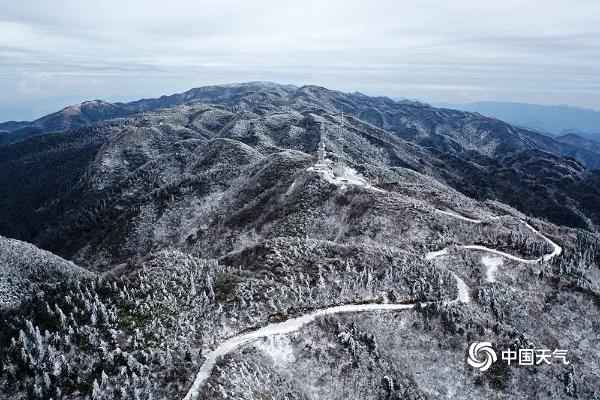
left=1, top=0, right=599, bottom=121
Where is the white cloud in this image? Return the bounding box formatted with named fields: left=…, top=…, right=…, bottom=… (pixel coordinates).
left=1, top=0, right=599, bottom=120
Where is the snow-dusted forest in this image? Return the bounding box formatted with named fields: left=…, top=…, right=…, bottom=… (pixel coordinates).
left=1, top=83, right=599, bottom=399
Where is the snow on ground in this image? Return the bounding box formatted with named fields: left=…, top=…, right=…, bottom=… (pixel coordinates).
left=426, top=212, right=562, bottom=264
left=0, top=236, right=92, bottom=309
left=254, top=336, right=295, bottom=367
left=307, top=160, right=383, bottom=192
left=459, top=244, right=540, bottom=264
left=523, top=221, right=562, bottom=261
left=183, top=205, right=563, bottom=399
left=481, top=255, right=503, bottom=283
left=426, top=248, right=449, bottom=260
left=453, top=273, right=470, bottom=303
left=183, top=302, right=421, bottom=399
left=183, top=278, right=474, bottom=399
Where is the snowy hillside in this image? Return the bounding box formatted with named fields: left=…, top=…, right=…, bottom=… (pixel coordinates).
left=0, top=83, right=599, bottom=399
left=0, top=236, right=92, bottom=309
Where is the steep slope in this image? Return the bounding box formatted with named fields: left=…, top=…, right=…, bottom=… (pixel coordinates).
left=0, top=82, right=295, bottom=145
left=0, top=119, right=129, bottom=245
left=290, top=86, right=600, bottom=168
left=0, top=161, right=597, bottom=398
left=435, top=149, right=600, bottom=229
left=0, top=101, right=467, bottom=268
left=290, top=86, right=537, bottom=157
left=0, top=236, right=92, bottom=309
left=518, top=128, right=600, bottom=168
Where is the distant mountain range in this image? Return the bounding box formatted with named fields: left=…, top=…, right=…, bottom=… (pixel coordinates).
left=4, top=86, right=600, bottom=160
left=2, top=83, right=600, bottom=168
left=437, top=101, right=600, bottom=143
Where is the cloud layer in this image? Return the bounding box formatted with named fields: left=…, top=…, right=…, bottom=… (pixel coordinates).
left=1, top=0, right=599, bottom=120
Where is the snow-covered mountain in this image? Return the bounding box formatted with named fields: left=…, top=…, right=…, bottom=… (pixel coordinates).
left=3, top=82, right=600, bottom=169
left=0, top=82, right=599, bottom=399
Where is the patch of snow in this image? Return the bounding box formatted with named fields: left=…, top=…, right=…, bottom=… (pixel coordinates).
left=453, top=273, right=470, bottom=303
left=285, top=179, right=298, bottom=195
left=481, top=255, right=503, bottom=283
left=459, top=245, right=539, bottom=264
left=183, top=302, right=420, bottom=399
left=254, top=336, right=295, bottom=366
left=425, top=248, right=448, bottom=260
left=307, top=159, right=383, bottom=192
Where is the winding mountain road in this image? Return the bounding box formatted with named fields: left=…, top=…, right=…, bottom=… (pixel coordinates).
left=182, top=208, right=562, bottom=399
left=183, top=303, right=431, bottom=399
left=183, top=288, right=470, bottom=400
left=427, top=210, right=562, bottom=264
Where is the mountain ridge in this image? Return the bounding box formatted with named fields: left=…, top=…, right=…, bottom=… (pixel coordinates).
left=3, top=82, right=599, bottom=172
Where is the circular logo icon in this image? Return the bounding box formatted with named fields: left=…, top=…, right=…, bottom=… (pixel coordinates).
left=467, top=342, right=497, bottom=372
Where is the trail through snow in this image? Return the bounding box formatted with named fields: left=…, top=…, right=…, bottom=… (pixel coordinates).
left=426, top=211, right=562, bottom=264
left=435, top=209, right=482, bottom=224
left=425, top=248, right=448, bottom=260
left=183, top=274, right=472, bottom=399
left=523, top=221, right=562, bottom=261
left=457, top=245, right=542, bottom=264
left=183, top=303, right=426, bottom=399
left=182, top=208, right=562, bottom=399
